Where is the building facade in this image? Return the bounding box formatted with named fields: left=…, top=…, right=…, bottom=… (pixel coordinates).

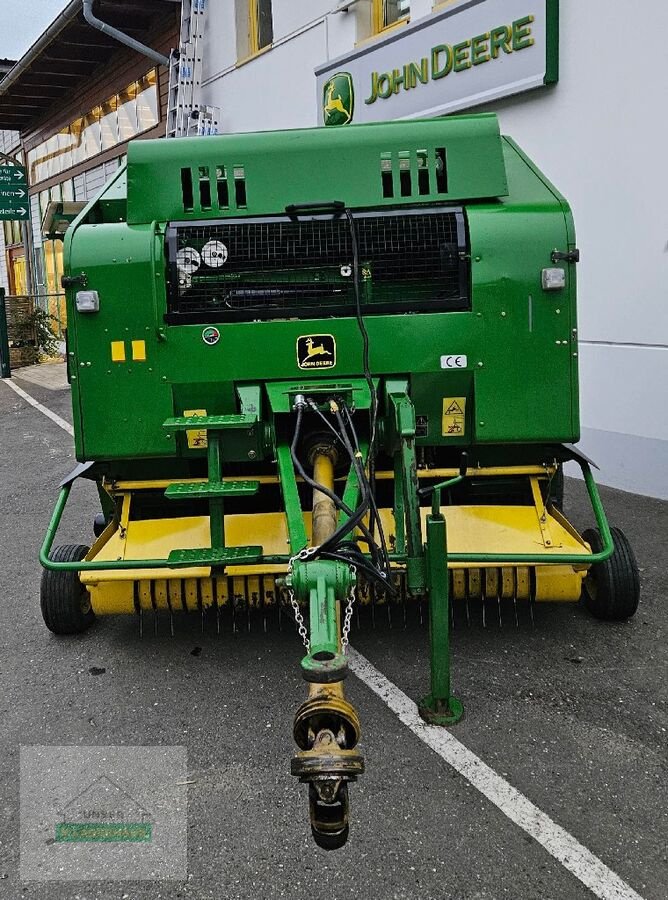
left=195, top=0, right=667, bottom=499
left=0, top=0, right=178, bottom=332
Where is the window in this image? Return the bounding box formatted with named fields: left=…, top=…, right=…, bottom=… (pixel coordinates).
left=136, top=70, right=158, bottom=132
left=117, top=81, right=139, bottom=143
left=3, top=218, right=22, bottom=247
left=99, top=96, right=119, bottom=151
left=27, top=70, right=159, bottom=186
left=373, top=0, right=410, bottom=33
left=249, top=0, right=273, bottom=56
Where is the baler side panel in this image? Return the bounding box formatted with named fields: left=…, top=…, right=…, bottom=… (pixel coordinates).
left=465, top=140, right=578, bottom=444
left=67, top=222, right=175, bottom=460
left=501, top=136, right=580, bottom=441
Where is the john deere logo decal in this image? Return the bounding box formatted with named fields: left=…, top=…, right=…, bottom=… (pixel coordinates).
left=297, top=335, right=336, bottom=369
left=323, top=72, right=354, bottom=126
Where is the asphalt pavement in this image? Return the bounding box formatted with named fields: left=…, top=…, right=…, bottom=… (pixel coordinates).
left=0, top=364, right=666, bottom=900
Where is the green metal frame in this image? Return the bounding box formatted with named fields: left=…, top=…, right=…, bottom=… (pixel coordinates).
left=39, top=459, right=613, bottom=571
left=418, top=511, right=463, bottom=726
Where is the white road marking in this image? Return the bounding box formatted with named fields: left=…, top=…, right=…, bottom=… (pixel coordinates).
left=0, top=377, right=645, bottom=899
left=2, top=378, right=73, bottom=436
left=348, top=648, right=644, bottom=900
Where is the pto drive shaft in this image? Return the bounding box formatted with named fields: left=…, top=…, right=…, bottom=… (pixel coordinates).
left=290, top=444, right=364, bottom=850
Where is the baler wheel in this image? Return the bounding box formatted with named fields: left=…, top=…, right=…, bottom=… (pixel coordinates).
left=581, top=527, right=640, bottom=621
left=40, top=545, right=95, bottom=635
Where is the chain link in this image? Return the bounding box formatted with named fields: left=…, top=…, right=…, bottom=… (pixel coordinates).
left=287, top=548, right=316, bottom=652
left=341, top=565, right=356, bottom=653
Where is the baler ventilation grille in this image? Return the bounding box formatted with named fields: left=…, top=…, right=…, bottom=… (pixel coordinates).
left=165, top=207, right=469, bottom=324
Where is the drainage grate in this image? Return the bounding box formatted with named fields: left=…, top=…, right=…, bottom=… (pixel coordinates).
left=165, top=207, right=469, bottom=324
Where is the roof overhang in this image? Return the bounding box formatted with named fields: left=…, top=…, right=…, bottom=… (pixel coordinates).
left=0, top=0, right=177, bottom=132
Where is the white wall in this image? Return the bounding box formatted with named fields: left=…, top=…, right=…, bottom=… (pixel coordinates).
left=477, top=0, right=668, bottom=498
left=199, top=0, right=668, bottom=498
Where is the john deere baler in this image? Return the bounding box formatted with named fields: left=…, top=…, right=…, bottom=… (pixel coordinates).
left=40, top=114, right=639, bottom=848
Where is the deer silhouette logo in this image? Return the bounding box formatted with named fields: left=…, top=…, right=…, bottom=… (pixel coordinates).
left=297, top=335, right=336, bottom=369
left=323, top=73, right=354, bottom=126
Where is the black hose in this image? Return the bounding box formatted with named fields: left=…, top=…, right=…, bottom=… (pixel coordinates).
left=290, top=405, right=351, bottom=515
left=345, top=208, right=378, bottom=455
left=291, top=403, right=380, bottom=565
left=341, top=402, right=392, bottom=577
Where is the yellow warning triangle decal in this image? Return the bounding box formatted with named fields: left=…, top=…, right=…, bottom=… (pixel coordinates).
left=445, top=400, right=464, bottom=415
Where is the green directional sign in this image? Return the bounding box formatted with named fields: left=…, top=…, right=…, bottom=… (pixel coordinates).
left=0, top=164, right=29, bottom=221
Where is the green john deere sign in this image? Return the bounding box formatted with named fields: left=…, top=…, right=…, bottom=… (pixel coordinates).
left=316, top=0, right=558, bottom=125
left=0, top=164, right=29, bottom=221
left=323, top=72, right=354, bottom=126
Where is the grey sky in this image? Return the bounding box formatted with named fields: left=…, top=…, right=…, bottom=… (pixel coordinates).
left=2, top=1, right=70, bottom=62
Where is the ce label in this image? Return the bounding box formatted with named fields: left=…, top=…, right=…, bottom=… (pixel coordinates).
left=440, top=354, right=468, bottom=369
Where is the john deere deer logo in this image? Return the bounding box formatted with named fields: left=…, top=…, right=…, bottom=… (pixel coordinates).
left=297, top=335, right=337, bottom=369
left=323, top=73, right=354, bottom=126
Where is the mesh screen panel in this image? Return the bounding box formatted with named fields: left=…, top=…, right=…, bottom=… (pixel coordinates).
left=165, top=208, right=469, bottom=323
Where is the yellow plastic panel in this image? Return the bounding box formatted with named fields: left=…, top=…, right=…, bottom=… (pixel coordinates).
left=452, top=569, right=466, bottom=601
left=535, top=566, right=585, bottom=602
left=200, top=577, right=214, bottom=608
left=110, top=340, right=126, bottom=362
left=155, top=579, right=168, bottom=608
left=82, top=512, right=313, bottom=582
left=131, top=339, right=146, bottom=361
left=185, top=578, right=198, bottom=611
left=501, top=567, right=515, bottom=599
left=516, top=567, right=530, bottom=600
left=87, top=580, right=134, bottom=615
left=169, top=580, right=182, bottom=611
left=467, top=568, right=481, bottom=598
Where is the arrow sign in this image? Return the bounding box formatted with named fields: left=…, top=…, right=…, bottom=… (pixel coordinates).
left=0, top=163, right=27, bottom=186
left=0, top=164, right=30, bottom=220
left=0, top=188, right=26, bottom=199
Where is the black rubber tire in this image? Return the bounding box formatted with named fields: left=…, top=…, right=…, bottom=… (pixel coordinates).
left=581, top=527, right=640, bottom=621
left=40, top=544, right=95, bottom=635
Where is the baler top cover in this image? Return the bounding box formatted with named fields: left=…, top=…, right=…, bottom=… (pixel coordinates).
left=125, top=114, right=508, bottom=225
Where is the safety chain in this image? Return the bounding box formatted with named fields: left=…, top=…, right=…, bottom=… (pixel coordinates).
left=287, top=547, right=316, bottom=652
left=341, top=565, right=357, bottom=654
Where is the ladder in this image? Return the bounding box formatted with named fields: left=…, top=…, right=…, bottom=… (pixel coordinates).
left=166, top=0, right=220, bottom=138
left=161, top=387, right=264, bottom=565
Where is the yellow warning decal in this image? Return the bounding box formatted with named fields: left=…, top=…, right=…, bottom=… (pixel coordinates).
left=442, top=397, right=466, bottom=437
left=184, top=408, right=208, bottom=449
left=110, top=340, right=125, bottom=362
left=131, top=339, right=146, bottom=361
